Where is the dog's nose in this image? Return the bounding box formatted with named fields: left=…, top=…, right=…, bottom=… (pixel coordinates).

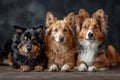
left=88, top=32, right=93, bottom=37
left=59, top=36, right=64, bottom=42
left=26, top=45, right=31, bottom=51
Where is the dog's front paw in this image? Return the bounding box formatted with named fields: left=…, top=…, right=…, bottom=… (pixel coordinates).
left=61, top=64, right=70, bottom=72
left=34, top=65, right=44, bottom=72
left=20, top=65, right=30, bottom=72
left=78, top=63, right=87, bottom=72
left=49, top=64, right=59, bottom=72
left=88, top=66, right=97, bottom=72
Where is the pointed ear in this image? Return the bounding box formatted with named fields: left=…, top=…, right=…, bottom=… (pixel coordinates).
left=92, top=9, right=108, bottom=35
left=75, top=9, right=89, bottom=32
left=14, top=25, right=26, bottom=37
left=33, top=25, right=43, bottom=34
left=46, top=12, right=57, bottom=27
left=64, top=12, right=75, bottom=27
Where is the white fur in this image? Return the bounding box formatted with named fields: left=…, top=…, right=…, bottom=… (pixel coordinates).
left=88, top=66, right=97, bottom=72
left=49, top=64, right=58, bottom=72
left=78, top=63, right=87, bottom=72
left=55, top=36, right=60, bottom=43
left=79, top=40, right=100, bottom=66
left=61, top=64, right=70, bottom=72
left=86, top=29, right=93, bottom=39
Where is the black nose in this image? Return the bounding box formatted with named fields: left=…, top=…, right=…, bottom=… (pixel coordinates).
left=59, top=37, right=64, bottom=42
left=26, top=45, right=31, bottom=51
left=88, top=32, right=93, bottom=37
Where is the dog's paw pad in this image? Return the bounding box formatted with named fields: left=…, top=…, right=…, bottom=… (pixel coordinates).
left=88, top=66, right=97, bottom=72
left=20, top=65, right=30, bottom=72
left=49, top=64, right=58, bottom=72
left=61, top=64, right=70, bottom=72
left=34, top=65, right=44, bottom=72
left=78, top=63, right=87, bottom=72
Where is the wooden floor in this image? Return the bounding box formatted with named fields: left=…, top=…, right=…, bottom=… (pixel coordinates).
left=0, top=65, right=120, bottom=80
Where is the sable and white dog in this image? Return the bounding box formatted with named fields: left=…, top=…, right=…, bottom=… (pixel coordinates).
left=75, top=9, right=120, bottom=72
left=45, top=12, right=76, bottom=72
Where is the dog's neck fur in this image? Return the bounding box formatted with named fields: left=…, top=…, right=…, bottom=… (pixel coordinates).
left=47, top=36, right=76, bottom=54
left=78, top=40, right=101, bottom=66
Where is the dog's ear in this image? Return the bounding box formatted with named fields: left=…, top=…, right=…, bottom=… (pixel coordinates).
left=33, top=25, right=43, bottom=34
left=64, top=12, right=75, bottom=27
left=75, top=9, right=89, bottom=32
left=46, top=27, right=52, bottom=36
left=92, top=9, right=108, bottom=35
left=14, top=25, right=26, bottom=37
left=46, top=12, right=57, bottom=27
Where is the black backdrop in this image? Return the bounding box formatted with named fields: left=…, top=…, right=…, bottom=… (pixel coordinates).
left=0, top=0, right=120, bottom=53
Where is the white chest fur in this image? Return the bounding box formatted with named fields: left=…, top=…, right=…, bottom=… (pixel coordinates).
left=78, top=40, right=99, bottom=66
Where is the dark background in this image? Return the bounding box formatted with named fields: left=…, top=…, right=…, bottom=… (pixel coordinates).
left=0, top=0, right=120, bottom=53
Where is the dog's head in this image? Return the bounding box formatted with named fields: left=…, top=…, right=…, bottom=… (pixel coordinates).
left=45, top=12, right=75, bottom=44
left=76, top=9, right=108, bottom=43
left=14, top=25, right=43, bottom=59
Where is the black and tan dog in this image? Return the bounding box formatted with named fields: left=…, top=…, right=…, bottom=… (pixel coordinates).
left=2, top=25, right=48, bottom=72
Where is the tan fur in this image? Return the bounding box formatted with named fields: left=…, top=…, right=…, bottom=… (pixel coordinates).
left=20, top=65, right=30, bottom=72
left=34, top=65, right=44, bottom=72
left=18, top=43, right=40, bottom=59
left=76, top=9, right=120, bottom=71
left=45, top=12, right=76, bottom=71
left=2, top=52, right=13, bottom=66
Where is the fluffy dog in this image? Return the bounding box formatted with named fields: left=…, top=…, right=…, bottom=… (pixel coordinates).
left=45, top=12, right=76, bottom=72
left=75, top=9, right=120, bottom=72
left=2, top=25, right=48, bottom=72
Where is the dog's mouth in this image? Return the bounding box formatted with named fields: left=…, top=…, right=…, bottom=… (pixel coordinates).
left=24, top=52, right=37, bottom=59
left=85, top=37, right=95, bottom=41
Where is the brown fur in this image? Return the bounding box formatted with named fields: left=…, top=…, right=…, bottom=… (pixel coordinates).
left=45, top=12, right=76, bottom=72
left=76, top=9, right=120, bottom=72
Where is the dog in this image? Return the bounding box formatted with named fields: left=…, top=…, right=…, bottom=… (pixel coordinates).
left=45, top=12, right=76, bottom=72
left=2, top=25, right=48, bottom=72
left=1, top=39, right=13, bottom=66
left=75, top=9, right=120, bottom=72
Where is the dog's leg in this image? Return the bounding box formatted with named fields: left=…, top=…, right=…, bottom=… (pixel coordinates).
left=2, top=52, right=13, bottom=66
left=49, top=64, right=59, bottom=72
left=20, top=65, right=30, bottom=72
left=34, top=65, right=44, bottom=72
left=61, top=51, right=76, bottom=72
left=61, top=64, right=70, bottom=72
left=77, top=55, right=87, bottom=72
left=88, top=54, right=109, bottom=72
left=46, top=51, right=59, bottom=72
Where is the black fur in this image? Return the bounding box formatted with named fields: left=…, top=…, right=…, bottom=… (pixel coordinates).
left=2, top=25, right=48, bottom=71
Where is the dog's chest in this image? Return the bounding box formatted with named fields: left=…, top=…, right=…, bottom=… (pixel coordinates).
left=78, top=41, right=99, bottom=66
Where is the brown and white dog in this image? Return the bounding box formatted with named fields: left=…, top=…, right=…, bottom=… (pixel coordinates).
left=75, top=9, right=120, bottom=72
left=45, top=12, right=76, bottom=72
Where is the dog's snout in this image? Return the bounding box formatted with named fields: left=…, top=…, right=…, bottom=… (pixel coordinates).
left=26, top=45, right=31, bottom=51
left=88, top=32, right=93, bottom=37
left=59, top=36, right=64, bottom=42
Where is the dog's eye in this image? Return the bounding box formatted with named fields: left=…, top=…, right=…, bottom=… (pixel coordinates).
left=94, top=25, right=97, bottom=29
left=33, top=40, right=37, bottom=44
left=54, top=28, right=58, bottom=32
left=63, top=29, right=67, bottom=32
left=83, top=26, right=88, bottom=29
left=24, top=36, right=27, bottom=41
